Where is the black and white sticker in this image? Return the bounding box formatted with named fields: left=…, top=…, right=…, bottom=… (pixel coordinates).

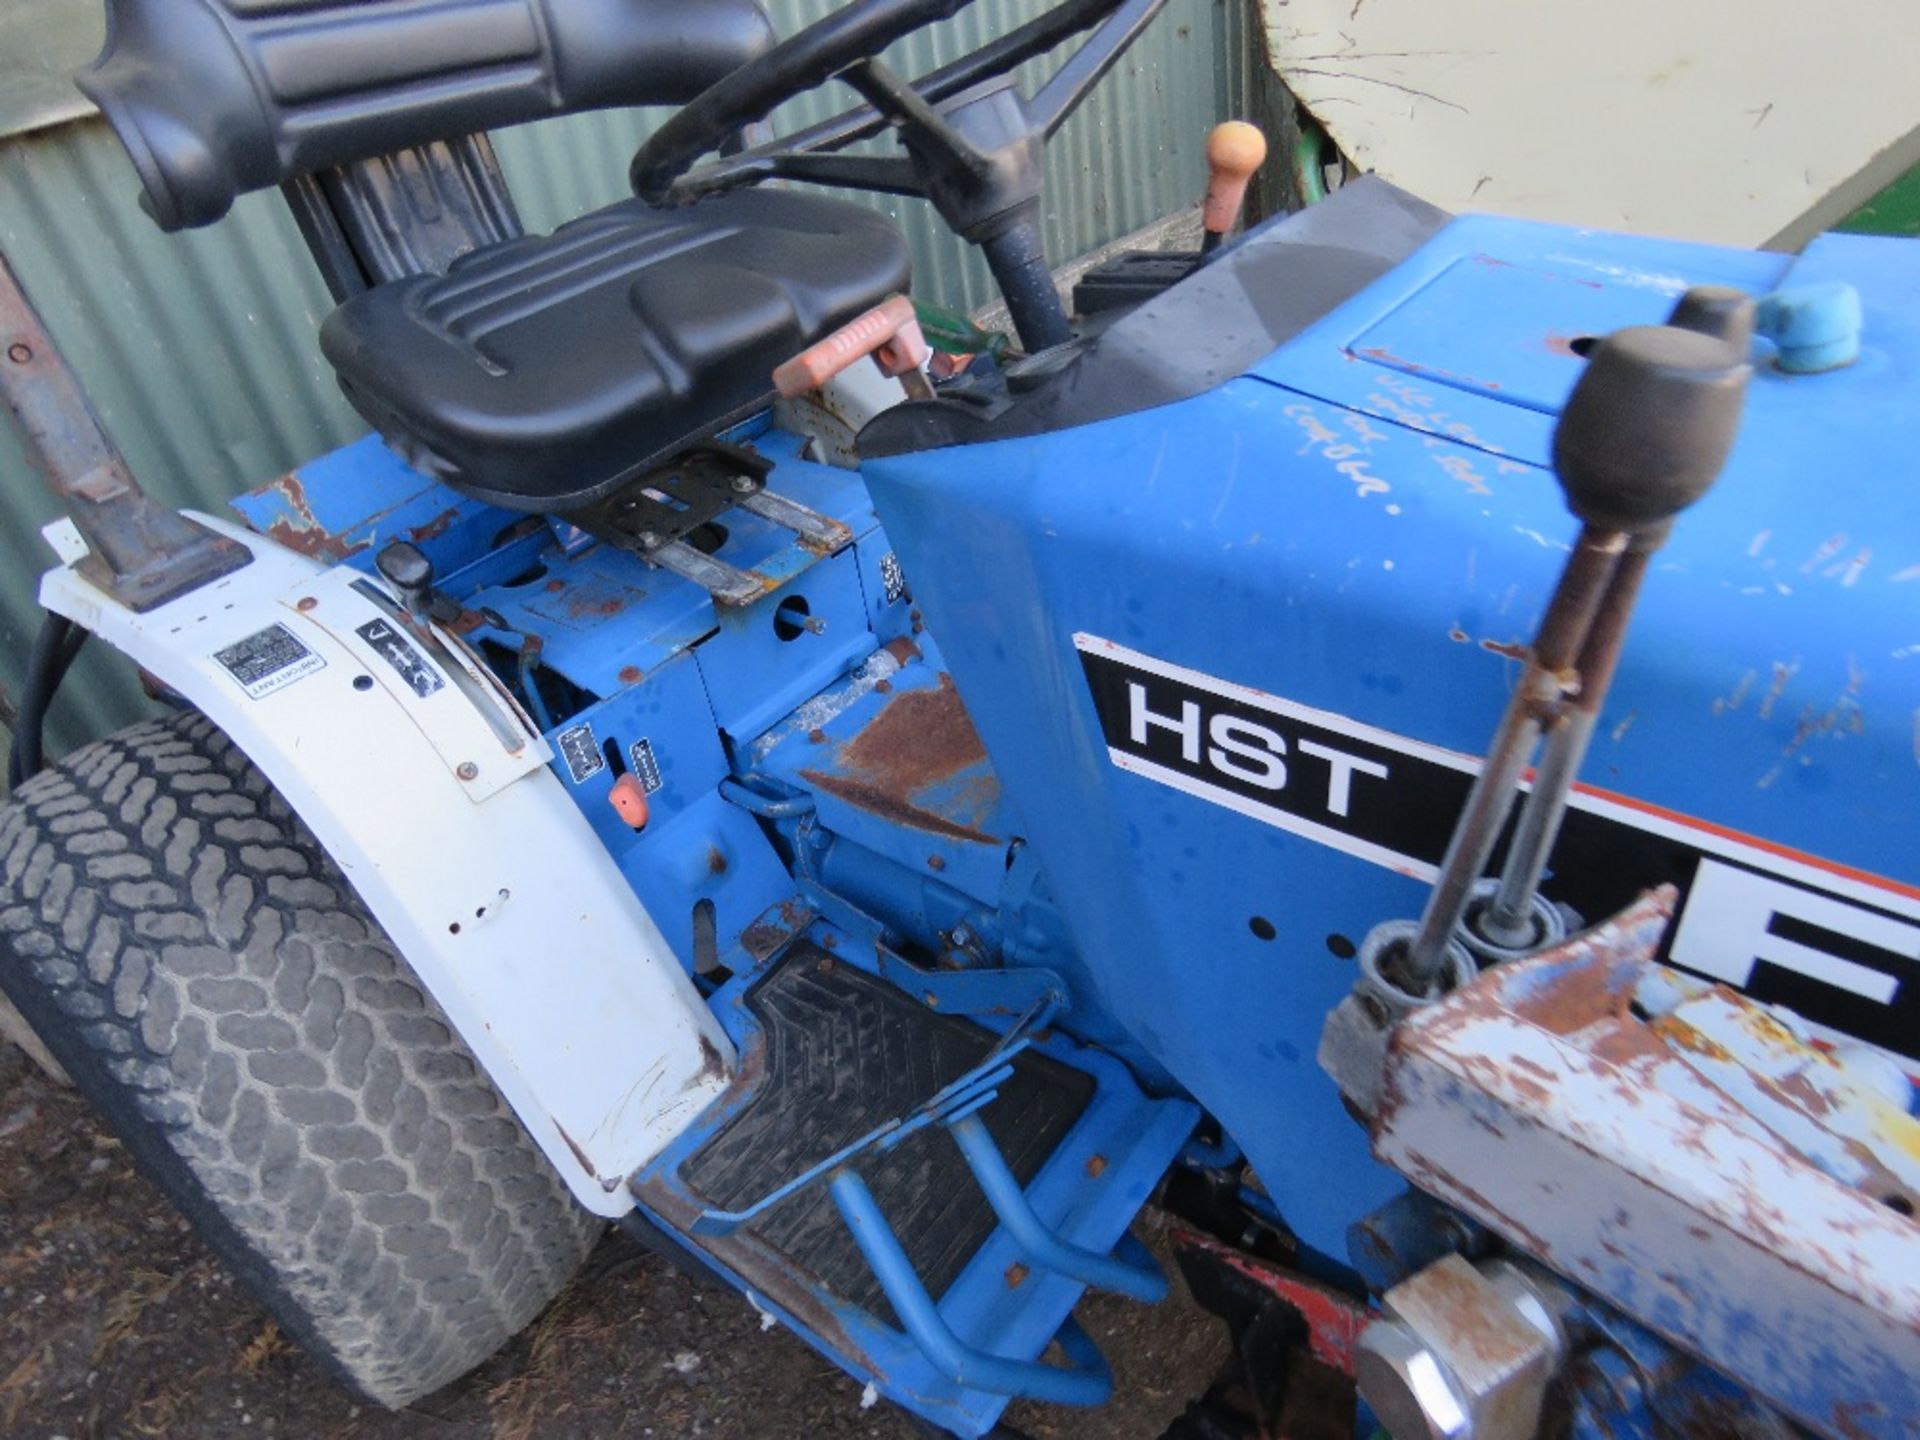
left=214, top=624, right=326, bottom=699
left=355, top=618, right=444, bottom=698
left=880, top=551, right=909, bottom=606
left=557, top=723, right=604, bottom=784
left=1076, top=634, right=1920, bottom=1060
left=630, top=738, right=665, bottom=795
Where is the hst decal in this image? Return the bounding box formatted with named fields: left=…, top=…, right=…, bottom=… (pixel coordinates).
left=1075, top=634, right=1920, bottom=1060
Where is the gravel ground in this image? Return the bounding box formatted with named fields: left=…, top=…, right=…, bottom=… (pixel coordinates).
left=0, top=1040, right=1231, bottom=1440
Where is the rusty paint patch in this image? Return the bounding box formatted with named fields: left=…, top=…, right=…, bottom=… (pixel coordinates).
left=1480, top=637, right=1530, bottom=662
left=839, top=674, right=986, bottom=789
left=739, top=897, right=814, bottom=961
left=800, top=771, right=996, bottom=845
left=801, top=672, right=1000, bottom=843
left=407, top=505, right=461, bottom=543
left=255, top=470, right=366, bottom=562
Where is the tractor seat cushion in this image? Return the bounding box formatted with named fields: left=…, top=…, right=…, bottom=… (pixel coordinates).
left=318, top=188, right=910, bottom=512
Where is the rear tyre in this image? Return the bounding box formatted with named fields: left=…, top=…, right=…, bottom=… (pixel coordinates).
left=0, top=713, right=600, bottom=1405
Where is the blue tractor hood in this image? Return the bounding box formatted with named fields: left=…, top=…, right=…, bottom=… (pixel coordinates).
left=859, top=180, right=1920, bottom=1259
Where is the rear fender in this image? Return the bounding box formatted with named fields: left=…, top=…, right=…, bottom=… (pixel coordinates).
left=35, top=513, right=733, bottom=1216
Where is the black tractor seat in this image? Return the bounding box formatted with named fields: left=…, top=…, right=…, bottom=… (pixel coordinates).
left=318, top=188, right=911, bottom=513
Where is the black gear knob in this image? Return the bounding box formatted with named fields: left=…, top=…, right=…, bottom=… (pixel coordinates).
left=1551, top=324, right=1751, bottom=537
left=375, top=540, right=435, bottom=620
left=1666, top=284, right=1757, bottom=350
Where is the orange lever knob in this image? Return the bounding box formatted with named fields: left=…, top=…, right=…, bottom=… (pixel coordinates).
left=608, top=774, right=650, bottom=830
left=1202, top=120, right=1269, bottom=238
left=772, top=294, right=932, bottom=398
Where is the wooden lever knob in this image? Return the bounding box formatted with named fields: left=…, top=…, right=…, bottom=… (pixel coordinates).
left=1202, top=121, right=1269, bottom=236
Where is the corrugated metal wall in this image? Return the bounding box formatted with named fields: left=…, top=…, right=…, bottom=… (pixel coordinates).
left=0, top=0, right=1240, bottom=760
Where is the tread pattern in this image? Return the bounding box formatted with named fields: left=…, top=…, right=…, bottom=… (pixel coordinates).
left=0, top=713, right=599, bottom=1405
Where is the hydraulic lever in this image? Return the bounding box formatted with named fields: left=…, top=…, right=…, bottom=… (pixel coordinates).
left=1389, top=291, right=1755, bottom=996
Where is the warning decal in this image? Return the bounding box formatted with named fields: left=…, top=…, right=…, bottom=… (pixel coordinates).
left=214, top=624, right=326, bottom=700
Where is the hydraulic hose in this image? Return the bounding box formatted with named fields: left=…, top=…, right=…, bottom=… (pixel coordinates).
left=7, top=613, right=85, bottom=791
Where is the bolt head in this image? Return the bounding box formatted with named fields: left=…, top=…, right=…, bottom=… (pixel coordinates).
left=1354, top=1321, right=1472, bottom=1440
left=731, top=475, right=756, bottom=493
left=456, top=761, right=480, bottom=781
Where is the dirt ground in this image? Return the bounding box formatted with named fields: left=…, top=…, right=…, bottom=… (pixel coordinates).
left=0, top=1040, right=1230, bottom=1440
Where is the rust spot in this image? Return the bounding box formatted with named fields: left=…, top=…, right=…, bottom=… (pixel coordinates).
left=808, top=727, right=828, bottom=745
left=927, top=854, right=946, bottom=872
left=617, top=665, right=643, bottom=685
left=257, top=469, right=366, bottom=562
left=1448, top=627, right=1470, bottom=643
left=448, top=608, right=488, bottom=635
left=295, top=595, right=317, bottom=612
left=740, top=897, right=814, bottom=960
left=407, top=505, right=461, bottom=543
left=1086, top=1154, right=1108, bottom=1178
left=840, top=674, right=986, bottom=789
left=696, top=1034, right=727, bottom=1083
left=706, top=846, right=728, bottom=876
left=820, top=933, right=837, bottom=950
left=546, top=578, right=566, bottom=593
left=874, top=678, right=892, bottom=694
left=1005, top=1262, right=1029, bottom=1289
left=1480, top=637, right=1530, bottom=662
left=884, top=636, right=922, bottom=666
left=800, top=673, right=999, bottom=843
left=552, top=1119, right=598, bottom=1178
left=802, top=772, right=997, bottom=845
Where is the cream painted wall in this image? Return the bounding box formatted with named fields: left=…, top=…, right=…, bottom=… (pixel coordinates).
left=1262, top=0, right=1920, bottom=248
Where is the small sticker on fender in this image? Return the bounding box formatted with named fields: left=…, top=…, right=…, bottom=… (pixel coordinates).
left=214, top=624, right=325, bottom=699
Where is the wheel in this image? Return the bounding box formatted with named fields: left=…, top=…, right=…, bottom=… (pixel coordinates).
left=0, top=713, right=601, bottom=1405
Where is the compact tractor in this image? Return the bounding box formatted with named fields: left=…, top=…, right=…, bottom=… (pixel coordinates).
left=2, top=1, right=1915, bottom=1436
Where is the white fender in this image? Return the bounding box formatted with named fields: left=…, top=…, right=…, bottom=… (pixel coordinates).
left=37, top=514, right=733, bottom=1216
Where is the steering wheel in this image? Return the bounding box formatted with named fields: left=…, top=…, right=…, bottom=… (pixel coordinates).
left=630, top=0, right=1169, bottom=352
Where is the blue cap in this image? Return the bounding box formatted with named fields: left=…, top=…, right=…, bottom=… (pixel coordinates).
left=1756, top=281, right=1863, bottom=373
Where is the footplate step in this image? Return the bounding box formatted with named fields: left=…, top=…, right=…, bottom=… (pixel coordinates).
left=632, top=943, right=1199, bottom=1438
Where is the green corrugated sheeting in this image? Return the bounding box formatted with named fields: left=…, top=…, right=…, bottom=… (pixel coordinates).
left=0, top=0, right=1238, bottom=763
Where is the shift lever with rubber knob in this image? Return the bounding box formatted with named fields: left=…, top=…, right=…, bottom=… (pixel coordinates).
left=1390, top=314, right=1754, bottom=991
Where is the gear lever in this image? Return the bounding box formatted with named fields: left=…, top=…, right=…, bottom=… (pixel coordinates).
left=1200, top=121, right=1268, bottom=254
left=1390, top=304, right=1754, bottom=995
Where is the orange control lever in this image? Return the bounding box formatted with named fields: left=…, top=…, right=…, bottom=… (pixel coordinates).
left=773, top=294, right=933, bottom=400
left=608, top=774, right=650, bottom=830
left=1201, top=121, right=1269, bottom=252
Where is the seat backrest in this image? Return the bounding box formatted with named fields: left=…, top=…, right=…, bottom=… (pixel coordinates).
left=78, top=0, right=775, bottom=231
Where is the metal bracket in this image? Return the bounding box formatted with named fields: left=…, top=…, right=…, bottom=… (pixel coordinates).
left=565, top=440, right=853, bottom=607
left=0, top=252, right=251, bottom=612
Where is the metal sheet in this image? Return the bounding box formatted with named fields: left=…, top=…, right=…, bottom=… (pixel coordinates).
left=0, top=0, right=1234, bottom=767
left=1373, top=893, right=1920, bottom=1440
